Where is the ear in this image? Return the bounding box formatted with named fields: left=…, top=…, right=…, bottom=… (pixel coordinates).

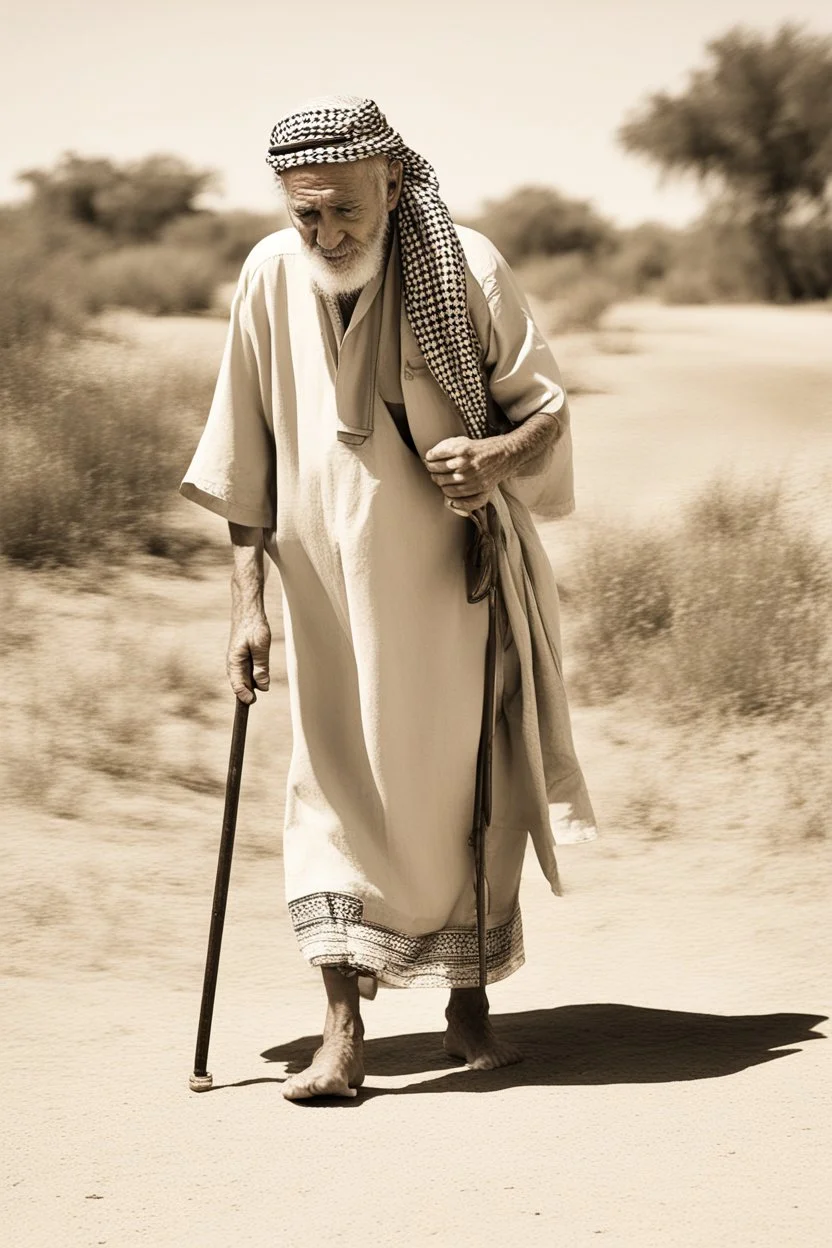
left=386, top=159, right=404, bottom=211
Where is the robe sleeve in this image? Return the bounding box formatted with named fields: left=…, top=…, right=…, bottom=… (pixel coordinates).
left=478, top=247, right=566, bottom=425
left=179, top=275, right=275, bottom=529
left=466, top=238, right=576, bottom=519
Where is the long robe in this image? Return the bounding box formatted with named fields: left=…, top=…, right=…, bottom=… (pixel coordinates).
left=181, top=225, right=597, bottom=988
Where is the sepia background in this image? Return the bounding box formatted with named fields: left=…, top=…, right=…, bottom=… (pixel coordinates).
left=2, top=2, right=830, bottom=1245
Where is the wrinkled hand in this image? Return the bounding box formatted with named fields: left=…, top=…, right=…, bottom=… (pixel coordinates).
left=227, top=606, right=271, bottom=704
left=424, top=437, right=509, bottom=513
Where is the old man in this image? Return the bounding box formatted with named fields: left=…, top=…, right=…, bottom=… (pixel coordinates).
left=181, top=95, right=596, bottom=1100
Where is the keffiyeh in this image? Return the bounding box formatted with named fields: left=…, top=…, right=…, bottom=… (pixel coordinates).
left=267, top=98, right=490, bottom=440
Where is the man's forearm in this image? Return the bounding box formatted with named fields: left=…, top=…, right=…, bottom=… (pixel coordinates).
left=227, top=524, right=270, bottom=701
left=491, top=409, right=563, bottom=479
left=424, top=407, right=565, bottom=509
left=229, top=523, right=266, bottom=609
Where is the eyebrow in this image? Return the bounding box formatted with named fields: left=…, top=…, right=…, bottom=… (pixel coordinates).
left=291, top=199, right=359, bottom=212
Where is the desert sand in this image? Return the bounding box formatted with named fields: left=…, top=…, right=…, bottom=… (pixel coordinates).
left=2, top=302, right=830, bottom=1247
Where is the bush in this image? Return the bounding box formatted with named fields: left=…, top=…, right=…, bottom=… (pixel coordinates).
left=659, top=269, right=718, bottom=306
left=658, top=214, right=768, bottom=304
left=785, top=219, right=832, bottom=301
left=0, top=206, right=224, bottom=341
left=517, top=253, right=619, bottom=332
left=18, top=152, right=217, bottom=242
left=606, top=223, right=681, bottom=296
left=0, top=243, right=91, bottom=348
left=0, top=343, right=213, bottom=567
left=161, top=209, right=285, bottom=270
left=550, top=276, right=619, bottom=332
left=656, top=211, right=832, bottom=305
left=85, top=244, right=222, bottom=315
left=570, top=527, right=675, bottom=699
left=570, top=479, right=831, bottom=718
left=470, top=186, right=615, bottom=266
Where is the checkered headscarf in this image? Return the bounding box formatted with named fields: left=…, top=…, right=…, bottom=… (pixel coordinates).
left=267, top=97, right=489, bottom=440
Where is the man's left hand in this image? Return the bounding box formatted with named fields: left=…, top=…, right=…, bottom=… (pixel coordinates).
left=424, top=437, right=508, bottom=513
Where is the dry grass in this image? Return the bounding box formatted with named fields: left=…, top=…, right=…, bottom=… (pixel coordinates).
left=84, top=244, right=222, bottom=315
left=568, top=527, right=675, bottom=699
left=0, top=244, right=91, bottom=348
left=0, top=589, right=226, bottom=820
left=0, top=339, right=215, bottom=567
left=569, top=478, right=831, bottom=720
left=518, top=253, right=618, bottom=332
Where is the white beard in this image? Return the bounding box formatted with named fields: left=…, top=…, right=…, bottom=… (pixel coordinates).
left=302, top=216, right=390, bottom=298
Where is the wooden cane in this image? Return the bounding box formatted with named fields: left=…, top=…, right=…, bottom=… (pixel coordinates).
left=467, top=503, right=501, bottom=989
left=189, top=694, right=250, bottom=1091
left=472, top=581, right=498, bottom=987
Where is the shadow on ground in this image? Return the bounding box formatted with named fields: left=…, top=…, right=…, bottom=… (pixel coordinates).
left=255, top=1004, right=826, bottom=1098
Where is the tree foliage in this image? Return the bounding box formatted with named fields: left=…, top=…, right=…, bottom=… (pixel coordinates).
left=18, top=152, right=218, bottom=242
left=471, top=186, right=614, bottom=265
left=619, top=23, right=832, bottom=300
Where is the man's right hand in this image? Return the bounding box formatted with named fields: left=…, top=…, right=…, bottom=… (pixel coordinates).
left=227, top=608, right=271, bottom=704
left=227, top=522, right=270, bottom=705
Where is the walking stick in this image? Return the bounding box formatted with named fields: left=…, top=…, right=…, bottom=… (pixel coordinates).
left=189, top=694, right=250, bottom=1091
left=466, top=503, right=501, bottom=990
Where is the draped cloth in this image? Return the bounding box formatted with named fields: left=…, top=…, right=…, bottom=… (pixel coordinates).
left=266, top=97, right=491, bottom=440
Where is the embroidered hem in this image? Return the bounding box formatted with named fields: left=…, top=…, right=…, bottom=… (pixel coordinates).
left=288, top=892, right=525, bottom=989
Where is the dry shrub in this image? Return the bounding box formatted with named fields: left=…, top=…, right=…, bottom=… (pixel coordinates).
left=684, top=478, right=783, bottom=538
left=570, top=527, right=674, bottom=700
left=657, top=216, right=767, bottom=305
left=654, top=213, right=832, bottom=306
left=666, top=483, right=830, bottom=718
left=0, top=343, right=212, bottom=567
left=550, top=276, right=619, bottom=333
left=161, top=208, right=284, bottom=270
left=0, top=245, right=91, bottom=348
left=570, top=479, right=831, bottom=719
left=85, top=244, right=222, bottom=315
left=0, top=206, right=113, bottom=347
left=0, top=208, right=219, bottom=567
left=659, top=269, right=718, bottom=306
left=470, top=186, right=615, bottom=266
left=605, top=223, right=679, bottom=296
left=517, top=253, right=618, bottom=333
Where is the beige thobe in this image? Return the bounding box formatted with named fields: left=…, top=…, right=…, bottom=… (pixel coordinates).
left=181, top=225, right=596, bottom=988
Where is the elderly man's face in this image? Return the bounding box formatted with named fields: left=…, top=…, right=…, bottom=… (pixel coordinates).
left=282, top=158, right=403, bottom=296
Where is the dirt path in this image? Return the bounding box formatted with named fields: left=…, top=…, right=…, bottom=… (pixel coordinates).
left=4, top=805, right=829, bottom=1247
left=3, top=303, right=830, bottom=1247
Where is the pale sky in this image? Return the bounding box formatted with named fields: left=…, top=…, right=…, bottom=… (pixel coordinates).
left=2, top=0, right=830, bottom=226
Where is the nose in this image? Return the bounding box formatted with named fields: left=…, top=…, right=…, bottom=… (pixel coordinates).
left=316, top=211, right=346, bottom=252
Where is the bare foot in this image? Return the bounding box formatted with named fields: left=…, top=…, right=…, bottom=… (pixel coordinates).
left=443, top=987, right=522, bottom=1071
left=282, top=1027, right=365, bottom=1100
left=282, top=968, right=366, bottom=1101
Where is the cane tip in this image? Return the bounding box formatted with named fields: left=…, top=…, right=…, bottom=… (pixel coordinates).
left=189, top=1072, right=213, bottom=1092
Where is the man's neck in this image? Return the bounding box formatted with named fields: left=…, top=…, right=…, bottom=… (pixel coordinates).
left=337, top=289, right=362, bottom=329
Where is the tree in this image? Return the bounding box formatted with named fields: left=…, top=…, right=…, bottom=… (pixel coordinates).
left=470, top=186, right=614, bottom=266
left=618, top=24, right=832, bottom=301
left=18, top=152, right=217, bottom=242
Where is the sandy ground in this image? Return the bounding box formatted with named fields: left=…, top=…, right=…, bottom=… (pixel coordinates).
left=2, top=302, right=831, bottom=1247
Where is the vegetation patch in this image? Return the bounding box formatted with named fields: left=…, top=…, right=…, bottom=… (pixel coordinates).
left=0, top=342, right=214, bottom=567
left=84, top=244, right=222, bottom=316
left=569, top=479, right=831, bottom=720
